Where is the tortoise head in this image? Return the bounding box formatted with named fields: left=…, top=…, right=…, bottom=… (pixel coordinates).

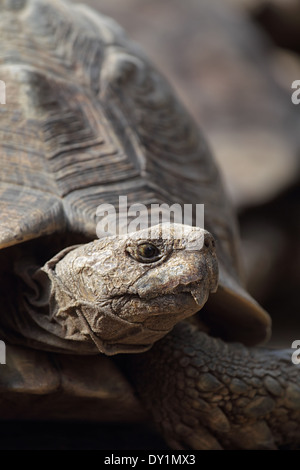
left=41, top=224, right=218, bottom=355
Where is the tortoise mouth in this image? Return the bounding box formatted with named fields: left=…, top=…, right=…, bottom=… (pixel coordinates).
left=76, top=286, right=213, bottom=356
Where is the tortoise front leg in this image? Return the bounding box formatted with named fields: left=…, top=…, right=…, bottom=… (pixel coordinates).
left=126, top=322, right=300, bottom=450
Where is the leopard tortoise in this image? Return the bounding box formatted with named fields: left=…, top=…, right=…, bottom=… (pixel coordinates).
left=0, top=0, right=299, bottom=450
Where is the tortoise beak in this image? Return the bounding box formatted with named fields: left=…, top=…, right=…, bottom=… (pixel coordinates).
left=190, top=246, right=219, bottom=307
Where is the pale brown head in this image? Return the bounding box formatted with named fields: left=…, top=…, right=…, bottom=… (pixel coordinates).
left=43, top=224, right=218, bottom=355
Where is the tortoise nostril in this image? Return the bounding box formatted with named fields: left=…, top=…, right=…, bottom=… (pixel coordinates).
left=204, top=234, right=216, bottom=250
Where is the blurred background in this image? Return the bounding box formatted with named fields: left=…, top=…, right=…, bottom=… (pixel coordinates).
left=71, top=0, right=300, bottom=348
left=2, top=0, right=300, bottom=450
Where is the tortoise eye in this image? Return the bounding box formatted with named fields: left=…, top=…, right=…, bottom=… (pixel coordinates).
left=126, top=242, right=162, bottom=263
left=137, top=243, right=160, bottom=260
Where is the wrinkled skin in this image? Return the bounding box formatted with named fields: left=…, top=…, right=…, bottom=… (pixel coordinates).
left=10, top=224, right=218, bottom=355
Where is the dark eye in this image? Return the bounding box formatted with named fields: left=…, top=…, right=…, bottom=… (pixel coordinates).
left=137, top=243, right=160, bottom=260
left=126, top=242, right=162, bottom=263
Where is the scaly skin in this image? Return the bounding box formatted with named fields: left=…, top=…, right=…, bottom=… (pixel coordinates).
left=127, top=322, right=300, bottom=450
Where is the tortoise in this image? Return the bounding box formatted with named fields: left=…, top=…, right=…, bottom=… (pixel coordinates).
left=0, top=0, right=299, bottom=450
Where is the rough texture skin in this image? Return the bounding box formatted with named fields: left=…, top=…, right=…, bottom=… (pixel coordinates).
left=4, top=225, right=218, bottom=355
left=127, top=322, right=300, bottom=450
